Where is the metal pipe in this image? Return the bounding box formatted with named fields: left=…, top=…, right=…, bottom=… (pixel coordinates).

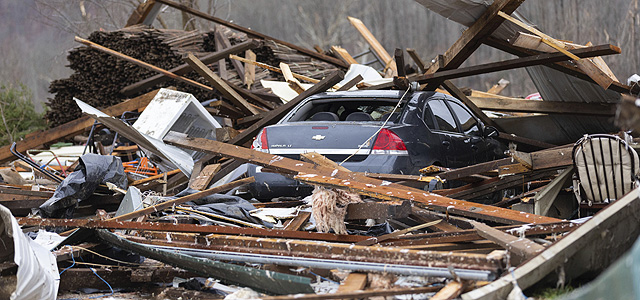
left=151, top=244, right=496, bottom=281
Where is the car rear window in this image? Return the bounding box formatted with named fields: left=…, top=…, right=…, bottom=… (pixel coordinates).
left=287, top=98, right=401, bottom=122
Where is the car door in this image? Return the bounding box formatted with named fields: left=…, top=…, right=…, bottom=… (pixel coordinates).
left=446, top=100, right=490, bottom=164
left=424, top=99, right=472, bottom=168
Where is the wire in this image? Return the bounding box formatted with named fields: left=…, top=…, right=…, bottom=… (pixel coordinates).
left=340, top=86, right=412, bottom=165
left=68, top=245, right=141, bottom=266
left=58, top=246, right=114, bottom=300
left=59, top=246, right=76, bottom=275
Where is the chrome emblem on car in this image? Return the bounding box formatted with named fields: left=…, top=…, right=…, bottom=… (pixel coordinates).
left=312, top=135, right=325, bottom=141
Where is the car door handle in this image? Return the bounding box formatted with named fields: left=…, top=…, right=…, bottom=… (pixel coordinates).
left=471, top=144, right=478, bottom=150
left=442, top=140, right=450, bottom=147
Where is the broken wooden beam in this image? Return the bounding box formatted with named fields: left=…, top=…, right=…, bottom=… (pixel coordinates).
left=468, top=96, right=617, bottom=116
left=423, top=0, right=525, bottom=90
left=483, top=37, right=639, bottom=95
left=472, top=221, right=545, bottom=265
left=18, top=217, right=367, bottom=243
left=184, top=53, right=259, bottom=115
left=348, top=16, right=397, bottom=76
left=345, top=201, right=411, bottom=220
left=414, top=44, right=620, bottom=84
left=164, top=132, right=560, bottom=225
left=441, top=80, right=502, bottom=130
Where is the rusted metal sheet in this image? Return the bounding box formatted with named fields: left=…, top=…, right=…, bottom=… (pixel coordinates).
left=163, top=132, right=560, bottom=225
left=17, top=217, right=367, bottom=243
left=132, top=231, right=503, bottom=271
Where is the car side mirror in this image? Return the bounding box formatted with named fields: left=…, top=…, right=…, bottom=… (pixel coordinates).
left=483, top=126, right=499, bottom=138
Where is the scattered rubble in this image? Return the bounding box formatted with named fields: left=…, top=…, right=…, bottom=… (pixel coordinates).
left=1, top=0, right=640, bottom=299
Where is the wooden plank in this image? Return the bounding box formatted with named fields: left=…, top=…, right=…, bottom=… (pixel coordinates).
left=441, top=80, right=502, bottom=130
left=483, top=37, right=639, bottom=95
left=406, top=48, right=426, bottom=73
left=431, top=281, right=467, bottom=300
left=0, top=89, right=161, bottom=164
left=331, top=46, right=358, bottom=65
left=20, top=217, right=368, bottom=243
left=415, top=44, right=620, bottom=85
left=300, top=152, right=351, bottom=173
left=184, top=53, right=259, bottom=115
left=226, top=70, right=344, bottom=147
left=153, top=0, right=348, bottom=68
left=345, top=201, right=411, bottom=220
left=120, top=40, right=260, bottom=96
left=498, top=12, right=580, bottom=60
left=497, top=132, right=557, bottom=149
left=468, top=96, right=617, bottom=116
left=423, top=0, right=525, bottom=90
left=336, top=273, right=368, bottom=295
left=336, top=74, right=363, bottom=91
left=486, top=79, right=509, bottom=95
left=463, top=187, right=640, bottom=300
left=499, top=11, right=616, bottom=89
left=125, top=0, right=158, bottom=27
left=216, top=27, right=245, bottom=82
left=244, top=50, right=256, bottom=89
left=229, top=54, right=320, bottom=84
left=472, top=221, right=545, bottom=265
left=164, top=132, right=560, bottom=225
left=213, top=28, right=228, bottom=80
left=280, top=62, right=306, bottom=94
left=189, top=163, right=221, bottom=190
left=283, top=211, right=311, bottom=231
left=347, top=16, right=397, bottom=76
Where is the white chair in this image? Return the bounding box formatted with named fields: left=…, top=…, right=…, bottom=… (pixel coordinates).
left=572, top=134, right=639, bottom=207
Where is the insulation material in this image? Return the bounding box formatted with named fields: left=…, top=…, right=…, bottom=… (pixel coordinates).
left=311, top=186, right=362, bottom=234
left=0, top=205, right=59, bottom=300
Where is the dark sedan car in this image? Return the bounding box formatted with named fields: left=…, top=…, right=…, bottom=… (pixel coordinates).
left=247, top=90, right=505, bottom=199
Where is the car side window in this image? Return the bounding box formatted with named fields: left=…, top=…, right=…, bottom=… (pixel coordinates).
left=428, top=100, right=458, bottom=132
left=448, top=101, right=480, bottom=136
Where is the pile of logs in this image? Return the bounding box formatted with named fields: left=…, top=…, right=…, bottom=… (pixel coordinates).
left=45, top=25, right=338, bottom=128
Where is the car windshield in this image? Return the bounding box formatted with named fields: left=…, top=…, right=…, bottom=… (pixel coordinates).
left=287, top=98, right=401, bottom=122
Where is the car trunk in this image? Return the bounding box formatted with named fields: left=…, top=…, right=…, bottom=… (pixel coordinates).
left=264, top=122, right=385, bottom=162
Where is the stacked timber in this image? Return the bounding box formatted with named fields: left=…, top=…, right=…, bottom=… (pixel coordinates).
left=46, top=25, right=339, bottom=128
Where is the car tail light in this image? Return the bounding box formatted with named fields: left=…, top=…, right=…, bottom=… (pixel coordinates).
left=373, top=129, right=406, bottom=150
left=251, top=128, right=269, bottom=150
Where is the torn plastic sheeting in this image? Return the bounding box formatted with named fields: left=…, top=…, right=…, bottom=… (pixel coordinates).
left=38, top=153, right=128, bottom=218
left=75, top=98, right=194, bottom=177
left=176, top=190, right=273, bottom=228
left=0, top=204, right=59, bottom=300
